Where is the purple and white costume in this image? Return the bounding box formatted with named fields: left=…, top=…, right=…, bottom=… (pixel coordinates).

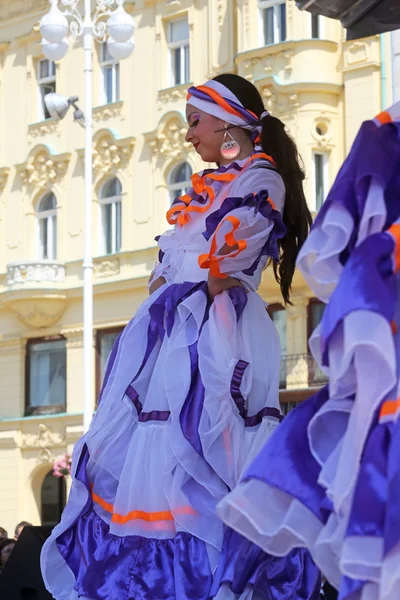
left=217, top=103, right=400, bottom=600
left=40, top=149, right=320, bottom=600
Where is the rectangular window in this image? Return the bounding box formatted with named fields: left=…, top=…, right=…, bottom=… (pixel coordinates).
left=313, top=152, right=329, bottom=211
left=39, top=215, right=57, bottom=260
left=96, top=327, right=125, bottom=402
left=311, top=14, right=321, bottom=39
left=37, top=59, right=56, bottom=121
left=259, top=1, right=287, bottom=45
left=100, top=43, right=120, bottom=104
left=168, top=18, right=190, bottom=86
left=26, top=338, right=66, bottom=416
left=307, top=299, right=327, bottom=386
left=269, top=304, right=287, bottom=388
left=101, top=201, right=122, bottom=255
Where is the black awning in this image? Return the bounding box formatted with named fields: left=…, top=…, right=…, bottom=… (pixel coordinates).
left=295, top=0, right=400, bottom=40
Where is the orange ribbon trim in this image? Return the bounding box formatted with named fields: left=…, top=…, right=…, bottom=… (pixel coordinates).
left=166, top=152, right=276, bottom=227
left=379, top=397, right=400, bottom=420
left=376, top=110, right=392, bottom=125
left=91, top=488, right=196, bottom=524
left=388, top=223, right=400, bottom=273
left=199, top=215, right=247, bottom=278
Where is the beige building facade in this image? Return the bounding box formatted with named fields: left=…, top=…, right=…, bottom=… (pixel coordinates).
left=0, top=0, right=394, bottom=533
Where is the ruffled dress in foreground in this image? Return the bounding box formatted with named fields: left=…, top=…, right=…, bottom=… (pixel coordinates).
left=217, top=105, right=400, bottom=600
left=41, top=152, right=321, bottom=600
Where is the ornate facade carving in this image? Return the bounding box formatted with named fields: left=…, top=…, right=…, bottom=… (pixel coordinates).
left=311, top=114, right=334, bottom=149
left=0, top=167, right=9, bottom=194
left=158, top=84, right=188, bottom=104
left=28, top=119, right=60, bottom=139
left=81, top=130, right=135, bottom=178
left=3, top=294, right=67, bottom=329
left=260, top=86, right=299, bottom=117
left=242, top=48, right=295, bottom=82
left=19, top=423, right=65, bottom=449
left=16, top=144, right=71, bottom=191
left=94, top=257, right=120, bottom=278
left=7, top=261, right=65, bottom=286
left=145, top=111, right=192, bottom=159
left=93, top=101, right=124, bottom=122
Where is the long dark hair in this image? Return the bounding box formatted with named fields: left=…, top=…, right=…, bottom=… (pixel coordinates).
left=213, top=74, right=312, bottom=304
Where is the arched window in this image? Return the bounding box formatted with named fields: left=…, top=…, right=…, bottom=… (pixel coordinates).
left=167, top=162, right=192, bottom=206
left=41, top=470, right=66, bottom=528
left=99, top=177, right=122, bottom=255
left=37, top=192, right=57, bottom=260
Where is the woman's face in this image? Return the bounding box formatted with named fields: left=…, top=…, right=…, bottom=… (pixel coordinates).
left=1, top=542, right=14, bottom=566
left=185, top=106, right=225, bottom=163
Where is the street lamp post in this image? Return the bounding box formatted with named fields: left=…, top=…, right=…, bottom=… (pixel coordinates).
left=40, top=0, right=135, bottom=433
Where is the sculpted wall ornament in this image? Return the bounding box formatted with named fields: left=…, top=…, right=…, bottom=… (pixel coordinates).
left=19, top=423, right=65, bottom=449
left=242, top=48, right=294, bottom=82
left=28, top=119, right=60, bottom=139
left=94, top=257, right=120, bottom=278
left=145, top=111, right=193, bottom=159
left=158, top=84, right=188, bottom=104
left=260, top=86, right=299, bottom=117
left=16, top=144, right=71, bottom=191
left=0, top=167, right=9, bottom=194
left=93, top=101, right=124, bottom=122
left=78, top=129, right=135, bottom=177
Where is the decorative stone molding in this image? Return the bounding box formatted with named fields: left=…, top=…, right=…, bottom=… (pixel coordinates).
left=342, top=38, right=380, bottom=72
left=64, top=329, right=84, bottom=349
left=93, top=101, right=124, bottom=122
left=19, top=423, right=65, bottom=449
left=144, top=111, right=192, bottom=159
left=260, top=86, right=299, bottom=117
left=242, top=48, right=295, bottom=82
left=311, top=115, right=334, bottom=149
left=16, top=144, right=71, bottom=191
left=7, top=260, right=65, bottom=286
left=94, top=256, right=120, bottom=278
left=28, top=119, right=60, bottom=139
left=78, top=129, right=135, bottom=178
left=0, top=338, right=25, bottom=356
left=158, top=84, right=190, bottom=104
left=0, top=167, right=9, bottom=194
left=6, top=295, right=67, bottom=329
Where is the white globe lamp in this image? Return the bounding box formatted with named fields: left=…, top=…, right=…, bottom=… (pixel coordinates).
left=42, top=37, right=69, bottom=62
left=40, top=4, right=69, bottom=44
left=107, top=5, right=135, bottom=43
left=107, top=36, right=135, bottom=60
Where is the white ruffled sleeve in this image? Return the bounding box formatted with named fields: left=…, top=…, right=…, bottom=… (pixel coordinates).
left=199, top=168, right=286, bottom=282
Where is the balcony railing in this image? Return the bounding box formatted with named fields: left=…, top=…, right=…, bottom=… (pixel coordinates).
left=7, top=260, right=65, bottom=288
left=279, top=353, right=328, bottom=390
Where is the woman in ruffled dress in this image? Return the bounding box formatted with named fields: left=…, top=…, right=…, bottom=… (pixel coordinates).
left=41, top=73, right=321, bottom=600
left=217, top=98, right=400, bottom=599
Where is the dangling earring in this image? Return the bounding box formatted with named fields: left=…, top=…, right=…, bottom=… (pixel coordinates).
left=220, top=125, right=240, bottom=160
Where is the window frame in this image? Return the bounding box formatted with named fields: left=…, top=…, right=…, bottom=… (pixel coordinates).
left=95, top=326, right=126, bottom=404
left=167, top=161, right=193, bottom=207
left=99, top=178, right=123, bottom=255
left=41, top=469, right=67, bottom=528
left=258, top=0, right=287, bottom=46
left=307, top=298, right=326, bottom=341
left=25, top=336, right=67, bottom=417
left=167, top=18, right=190, bottom=87
left=268, top=303, right=287, bottom=389
left=99, top=42, right=120, bottom=105
left=312, top=151, right=329, bottom=211
left=310, top=13, right=324, bottom=39
left=37, top=59, right=56, bottom=121
left=37, top=192, right=57, bottom=260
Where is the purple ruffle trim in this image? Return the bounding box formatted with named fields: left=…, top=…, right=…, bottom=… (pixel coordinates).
left=231, top=360, right=282, bottom=427
left=314, top=120, right=400, bottom=265
left=58, top=508, right=213, bottom=600
left=202, top=189, right=287, bottom=274
left=210, top=528, right=321, bottom=600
